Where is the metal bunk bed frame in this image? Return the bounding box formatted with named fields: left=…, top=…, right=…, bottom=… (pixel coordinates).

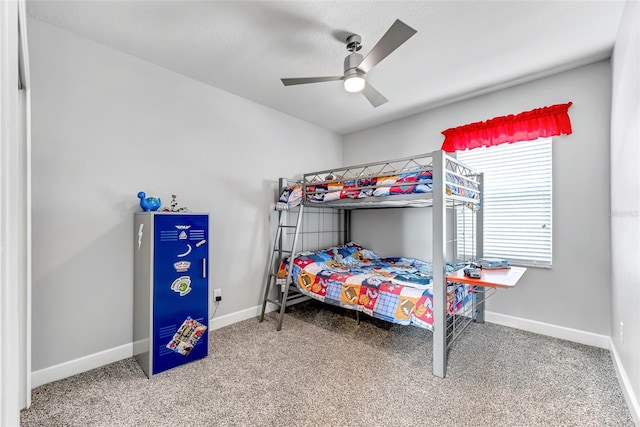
left=259, top=150, right=483, bottom=378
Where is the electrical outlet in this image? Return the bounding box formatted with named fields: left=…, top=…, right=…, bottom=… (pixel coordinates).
left=214, top=289, right=222, bottom=302
left=620, top=321, right=624, bottom=343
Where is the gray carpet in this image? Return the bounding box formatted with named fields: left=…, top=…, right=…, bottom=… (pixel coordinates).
left=21, top=301, right=634, bottom=426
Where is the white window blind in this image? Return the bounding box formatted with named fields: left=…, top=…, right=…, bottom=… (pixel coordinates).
left=457, top=138, right=552, bottom=267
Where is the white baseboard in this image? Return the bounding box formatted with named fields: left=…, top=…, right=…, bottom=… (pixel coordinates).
left=208, top=302, right=277, bottom=330
left=30, top=307, right=615, bottom=390
left=31, top=343, right=133, bottom=388
left=208, top=297, right=311, bottom=330
left=610, top=340, right=640, bottom=424
left=484, top=311, right=610, bottom=349
left=30, top=301, right=297, bottom=388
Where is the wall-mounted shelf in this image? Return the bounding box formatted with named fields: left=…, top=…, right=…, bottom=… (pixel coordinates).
left=447, top=266, right=527, bottom=289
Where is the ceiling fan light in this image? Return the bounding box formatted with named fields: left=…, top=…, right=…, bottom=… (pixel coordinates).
left=344, top=75, right=365, bottom=93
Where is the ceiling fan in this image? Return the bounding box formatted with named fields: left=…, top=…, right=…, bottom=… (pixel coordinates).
left=281, top=19, right=417, bottom=108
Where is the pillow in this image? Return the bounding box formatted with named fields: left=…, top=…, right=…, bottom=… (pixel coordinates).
left=334, top=242, right=381, bottom=265
left=276, top=185, right=302, bottom=210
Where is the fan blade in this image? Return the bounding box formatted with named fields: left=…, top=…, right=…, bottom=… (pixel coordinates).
left=361, top=82, right=388, bottom=108
left=357, top=19, right=417, bottom=74
left=281, top=76, right=343, bottom=86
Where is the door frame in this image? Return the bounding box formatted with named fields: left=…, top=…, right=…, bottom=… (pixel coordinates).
left=0, top=0, right=31, bottom=424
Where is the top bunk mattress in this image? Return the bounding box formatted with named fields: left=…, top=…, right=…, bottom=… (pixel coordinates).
left=277, top=168, right=479, bottom=210
left=276, top=151, right=481, bottom=210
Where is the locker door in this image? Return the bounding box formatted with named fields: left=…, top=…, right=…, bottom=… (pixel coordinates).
left=152, top=214, right=209, bottom=375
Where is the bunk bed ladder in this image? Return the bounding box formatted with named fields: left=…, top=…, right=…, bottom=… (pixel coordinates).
left=259, top=205, right=304, bottom=331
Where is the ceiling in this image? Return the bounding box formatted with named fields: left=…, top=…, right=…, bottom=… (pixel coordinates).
left=26, top=0, right=627, bottom=135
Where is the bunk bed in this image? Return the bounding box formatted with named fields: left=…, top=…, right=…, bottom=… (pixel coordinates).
left=260, top=150, right=498, bottom=378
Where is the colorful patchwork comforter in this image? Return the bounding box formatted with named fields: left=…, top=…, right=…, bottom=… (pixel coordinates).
left=307, top=169, right=434, bottom=202
left=278, top=242, right=474, bottom=330
left=276, top=169, right=478, bottom=210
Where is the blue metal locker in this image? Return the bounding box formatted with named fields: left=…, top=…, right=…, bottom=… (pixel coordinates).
left=134, top=212, right=209, bottom=377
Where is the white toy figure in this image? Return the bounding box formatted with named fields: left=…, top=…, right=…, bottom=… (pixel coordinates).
left=170, top=193, right=178, bottom=212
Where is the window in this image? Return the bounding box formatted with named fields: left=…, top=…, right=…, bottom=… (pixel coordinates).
left=457, top=138, right=552, bottom=267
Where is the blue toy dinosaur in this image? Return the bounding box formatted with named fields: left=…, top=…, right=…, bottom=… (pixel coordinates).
left=137, top=191, right=161, bottom=212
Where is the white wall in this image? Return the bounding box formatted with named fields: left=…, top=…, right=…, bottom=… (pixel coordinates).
left=344, top=60, right=612, bottom=337
left=610, top=0, right=640, bottom=421
left=28, top=19, right=342, bottom=373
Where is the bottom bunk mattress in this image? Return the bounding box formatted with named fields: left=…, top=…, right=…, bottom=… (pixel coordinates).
left=278, top=242, right=473, bottom=330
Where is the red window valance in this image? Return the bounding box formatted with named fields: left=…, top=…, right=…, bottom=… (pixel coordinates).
left=441, top=102, right=573, bottom=152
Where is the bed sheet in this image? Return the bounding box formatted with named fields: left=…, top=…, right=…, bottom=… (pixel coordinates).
left=278, top=242, right=474, bottom=330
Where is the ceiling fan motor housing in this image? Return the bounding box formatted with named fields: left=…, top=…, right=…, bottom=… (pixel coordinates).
left=344, top=52, right=364, bottom=79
